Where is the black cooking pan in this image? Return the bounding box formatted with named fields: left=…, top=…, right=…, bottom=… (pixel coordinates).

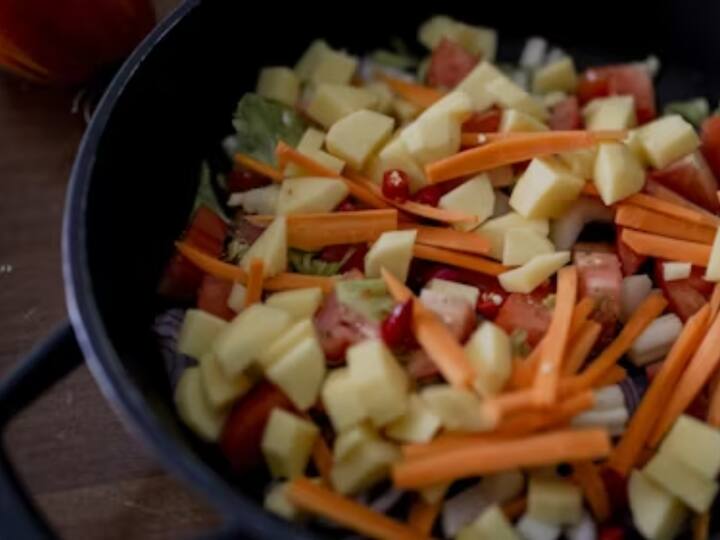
left=3, top=1, right=720, bottom=538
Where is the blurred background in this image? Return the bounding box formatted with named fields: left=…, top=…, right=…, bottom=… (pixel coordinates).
left=0, top=1, right=222, bottom=538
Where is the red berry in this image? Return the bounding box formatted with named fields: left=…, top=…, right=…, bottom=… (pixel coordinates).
left=336, top=198, right=356, bottom=212
left=226, top=168, right=271, bottom=192
left=477, top=292, right=503, bottom=319
left=381, top=299, right=414, bottom=348
left=382, top=169, right=411, bottom=202
left=340, top=244, right=368, bottom=273
left=412, top=184, right=443, bottom=207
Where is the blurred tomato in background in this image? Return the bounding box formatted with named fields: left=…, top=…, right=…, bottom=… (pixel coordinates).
left=0, top=0, right=155, bottom=85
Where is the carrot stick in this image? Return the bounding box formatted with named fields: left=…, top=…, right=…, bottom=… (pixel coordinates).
left=624, top=193, right=720, bottom=228
left=425, top=131, right=627, bottom=184
left=380, top=74, right=445, bottom=109
left=461, top=130, right=624, bottom=148
left=286, top=477, right=425, bottom=540
left=311, top=437, right=334, bottom=486
left=502, top=496, right=527, bottom=520
left=593, top=365, right=627, bottom=387
left=562, top=321, right=602, bottom=376
left=264, top=273, right=335, bottom=293
left=407, top=498, right=441, bottom=536
left=710, top=283, right=720, bottom=322
left=534, top=266, right=578, bottom=405
left=392, top=429, right=611, bottom=489
left=234, top=153, right=284, bottom=182
left=382, top=269, right=478, bottom=389
left=693, top=512, right=710, bottom=540
left=573, top=461, right=610, bottom=522
left=401, top=223, right=491, bottom=255
left=615, top=205, right=716, bottom=245
left=608, top=304, right=710, bottom=475
left=247, top=209, right=398, bottom=251
left=412, top=244, right=509, bottom=276
left=620, top=229, right=712, bottom=267
left=648, top=309, right=720, bottom=447
left=645, top=178, right=720, bottom=225
left=244, top=258, right=264, bottom=307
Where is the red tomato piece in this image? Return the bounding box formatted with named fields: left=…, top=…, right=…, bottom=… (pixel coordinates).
left=549, top=96, right=582, bottom=130
left=600, top=467, right=628, bottom=516
left=574, top=252, right=623, bottom=319
left=461, top=107, right=502, bottom=133
left=701, top=115, right=720, bottom=180
left=419, top=289, right=476, bottom=342
left=382, top=169, right=411, bottom=203
left=649, top=151, right=720, bottom=212
left=427, top=38, right=479, bottom=89
left=599, top=526, right=625, bottom=540
left=494, top=293, right=552, bottom=347
left=313, top=292, right=379, bottom=363
left=220, top=382, right=294, bottom=473
left=226, top=168, right=271, bottom=192
left=197, top=275, right=235, bottom=321
left=577, top=68, right=611, bottom=105
left=653, top=260, right=711, bottom=321
left=577, top=65, right=656, bottom=124
left=381, top=299, right=415, bottom=349
left=412, top=184, right=444, bottom=207
left=615, top=226, right=648, bottom=276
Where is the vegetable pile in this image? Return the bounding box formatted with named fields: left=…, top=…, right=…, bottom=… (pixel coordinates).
left=158, top=14, right=720, bottom=540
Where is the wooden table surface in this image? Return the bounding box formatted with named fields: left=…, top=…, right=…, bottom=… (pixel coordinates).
left=0, top=4, right=224, bottom=538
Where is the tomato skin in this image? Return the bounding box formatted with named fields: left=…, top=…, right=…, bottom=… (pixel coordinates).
left=227, top=168, right=271, bottom=192
left=577, top=68, right=611, bottom=105
left=461, top=107, right=502, bottom=133
left=381, top=299, right=414, bottom=349
left=197, top=275, right=235, bottom=320
left=701, top=115, right=720, bottom=182
left=220, top=382, right=294, bottom=473
left=615, top=226, right=647, bottom=276
left=649, top=151, right=720, bottom=212
left=654, top=260, right=712, bottom=321
left=382, top=169, right=411, bottom=203
left=549, top=96, right=582, bottom=130
left=577, top=65, right=656, bottom=124
left=494, top=293, right=552, bottom=347
left=427, top=38, right=479, bottom=89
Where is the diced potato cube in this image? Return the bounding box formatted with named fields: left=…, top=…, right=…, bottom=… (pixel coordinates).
left=265, top=335, right=326, bottom=410
left=264, top=482, right=305, bottom=521
left=477, top=212, right=550, bottom=260
left=418, top=90, right=473, bottom=123
left=418, top=15, right=456, bottom=49
left=704, top=228, right=720, bottom=282
left=502, top=228, right=555, bottom=266
left=421, top=384, right=495, bottom=432
left=644, top=451, right=718, bottom=512
left=583, top=96, right=637, bottom=131
left=510, top=157, right=584, bottom=219
left=457, top=504, right=520, bottom=540
left=364, top=230, right=417, bottom=283
left=499, top=251, right=571, bottom=293
left=662, top=262, right=692, bottom=282
left=457, top=61, right=506, bottom=111
left=486, top=77, right=548, bottom=120
left=213, top=304, right=292, bottom=376
left=174, top=367, right=227, bottom=441
left=439, top=174, right=495, bottom=231
left=276, top=177, right=349, bottom=215
left=347, top=340, right=408, bottom=427
left=385, top=394, right=442, bottom=443
left=368, top=137, right=427, bottom=192
left=532, top=57, right=577, bottom=94
left=365, top=81, right=394, bottom=114
left=427, top=278, right=480, bottom=307
left=240, top=217, right=287, bottom=277
left=326, top=109, right=395, bottom=170
left=265, top=288, right=323, bottom=320
left=321, top=367, right=367, bottom=432
left=228, top=185, right=280, bottom=215
left=295, top=40, right=330, bottom=81
left=527, top=476, right=582, bottom=526
left=660, top=415, right=720, bottom=480
left=226, top=283, right=247, bottom=313
left=557, top=147, right=598, bottom=179
left=401, top=113, right=462, bottom=165
left=296, top=127, right=326, bottom=151
left=261, top=409, right=318, bottom=479
left=593, top=142, right=645, bottom=205
left=177, top=309, right=228, bottom=359
left=499, top=109, right=549, bottom=133
left=199, top=353, right=254, bottom=410
left=257, top=319, right=316, bottom=370
left=418, top=16, right=497, bottom=60
left=465, top=322, right=512, bottom=397
left=629, top=469, right=688, bottom=540
left=309, top=47, right=357, bottom=86
left=306, top=84, right=379, bottom=129
left=638, top=115, right=700, bottom=169
left=543, top=91, right=569, bottom=109
left=256, top=67, right=299, bottom=107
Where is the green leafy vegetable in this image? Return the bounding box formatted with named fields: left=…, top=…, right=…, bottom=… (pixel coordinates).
left=664, top=98, right=710, bottom=127
left=193, top=161, right=228, bottom=220
left=288, top=249, right=342, bottom=277
left=371, top=50, right=419, bottom=70
left=232, top=93, right=307, bottom=166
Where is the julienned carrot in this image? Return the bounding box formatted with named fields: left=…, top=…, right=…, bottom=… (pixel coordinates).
left=648, top=309, right=720, bottom=447
left=311, top=437, right=334, bottom=486
left=615, top=205, right=716, bottom=245
left=412, top=244, right=509, bottom=276
left=645, top=178, right=720, bottom=226
left=562, top=321, right=602, bottom=376
left=382, top=269, right=477, bottom=389
left=286, top=477, right=425, bottom=540
left=234, top=153, right=284, bottom=182
left=608, top=304, right=710, bottom=475
left=425, top=130, right=627, bottom=184
left=392, top=429, right=611, bottom=489
left=407, top=498, right=441, bottom=536
left=710, top=283, right=720, bottom=322
left=176, top=242, right=335, bottom=293
left=573, top=461, right=610, bottom=522
left=593, top=365, right=627, bottom=387
left=502, top=496, right=527, bottom=520
left=621, top=229, right=712, bottom=267
left=247, top=210, right=398, bottom=251
left=460, top=130, right=624, bottom=148
left=533, top=266, right=578, bottom=405
left=244, top=258, right=264, bottom=307
left=381, top=74, right=445, bottom=109
left=401, top=223, right=491, bottom=255
left=626, top=193, right=720, bottom=228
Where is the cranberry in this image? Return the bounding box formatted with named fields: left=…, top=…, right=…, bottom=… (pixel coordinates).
left=336, top=198, right=357, bottom=212
left=381, top=299, right=414, bottom=349
left=477, top=292, right=503, bottom=319
left=382, top=169, right=411, bottom=203
left=412, top=184, right=443, bottom=207
left=340, top=244, right=368, bottom=273
left=226, top=168, right=271, bottom=192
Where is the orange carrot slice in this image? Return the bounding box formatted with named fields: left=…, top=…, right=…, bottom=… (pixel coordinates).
left=412, top=244, right=509, bottom=276
left=244, top=258, right=264, bottom=307
left=562, top=321, right=602, bottom=376
left=234, top=153, right=284, bottom=182
left=380, top=74, right=445, bottom=109
left=625, top=193, right=720, bottom=228
left=286, top=477, right=425, bottom=540
left=311, top=437, right=334, bottom=486
left=710, top=283, right=720, bottom=322
left=620, top=229, right=712, bottom=267
left=401, top=223, right=491, bottom=255
left=408, top=498, right=441, bottom=536
left=573, top=461, right=610, bottom=522
left=615, top=205, right=716, bottom=244
left=264, top=273, right=335, bottom=293
left=608, top=304, right=710, bottom=474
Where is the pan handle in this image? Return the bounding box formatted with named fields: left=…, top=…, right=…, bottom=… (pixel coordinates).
left=0, top=323, right=83, bottom=539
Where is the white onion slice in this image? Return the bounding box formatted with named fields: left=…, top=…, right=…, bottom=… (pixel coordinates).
left=519, top=37, right=548, bottom=69
left=572, top=407, right=629, bottom=429
left=594, top=385, right=625, bottom=411
left=620, top=274, right=653, bottom=322
left=516, top=514, right=561, bottom=540
left=550, top=197, right=614, bottom=251
left=628, top=313, right=683, bottom=366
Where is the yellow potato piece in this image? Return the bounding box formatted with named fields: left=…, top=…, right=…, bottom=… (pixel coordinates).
left=176, top=309, right=228, bottom=360
left=532, top=57, right=578, bottom=94
left=174, top=367, right=227, bottom=442
left=326, top=109, right=395, bottom=170
left=256, top=67, right=299, bottom=107
left=638, top=114, right=701, bottom=169
left=593, top=142, right=645, bottom=205
left=261, top=409, right=318, bottom=479
left=509, top=157, right=584, bottom=219
left=499, top=251, right=571, bottom=293
left=364, top=229, right=417, bottom=284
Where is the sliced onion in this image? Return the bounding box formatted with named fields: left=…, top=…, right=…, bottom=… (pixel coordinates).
left=565, top=512, right=597, bottom=540
left=572, top=407, right=629, bottom=429
left=516, top=514, right=562, bottom=540
left=620, top=274, right=653, bottom=322
left=593, top=385, right=625, bottom=411
left=519, top=37, right=548, bottom=69
left=550, top=197, right=614, bottom=251
left=628, top=313, right=682, bottom=366
left=227, top=185, right=280, bottom=215
left=545, top=47, right=568, bottom=65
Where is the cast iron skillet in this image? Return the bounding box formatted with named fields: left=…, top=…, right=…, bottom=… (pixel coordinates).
left=3, top=1, right=720, bottom=538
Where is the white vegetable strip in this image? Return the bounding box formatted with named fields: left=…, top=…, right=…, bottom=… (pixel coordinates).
left=593, top=385, right=625, bottom=411
left=620, top=275, right=653, bottom=322
left=550, top=197, right=614, bottom=250
left=628, top=313, right=683, bottom=366
left=519, top=37, right=548, bottom=69
left=516, top=514, right=562, bottom=540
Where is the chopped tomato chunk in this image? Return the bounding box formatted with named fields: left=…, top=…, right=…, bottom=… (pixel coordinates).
left=461, top=107, right=502, bottom=133
left=549, top=96, right=582, bottom=130
left=649, top=151, right=720, bottom=212
left=197, top=275, right=235, bottom=320
left=313, top=292, right=379, bottom=363
left=577, top=64, right=656, bottom=124
left=701, top=115, right=720, bottom=181
left=494, top=293, right=552, bottom=347
left=653, top=260, right=712, bottom=321
left=615, top=226, right=647, bottom=276
left=427, top=38, right=479, bottom=89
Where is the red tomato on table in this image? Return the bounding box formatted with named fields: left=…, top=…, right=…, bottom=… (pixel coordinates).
left=549, top=96, right=582, bottom=130
left=701, top=115, right=720, bottom=181
left=427, top=38, right=479, bottom=89
left=649, top=151, right=720, bottom=212
left=577, top=64, right=656, bottom=124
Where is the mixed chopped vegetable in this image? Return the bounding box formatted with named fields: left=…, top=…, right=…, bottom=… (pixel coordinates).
left=158, top=14, right=720, bottom=540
